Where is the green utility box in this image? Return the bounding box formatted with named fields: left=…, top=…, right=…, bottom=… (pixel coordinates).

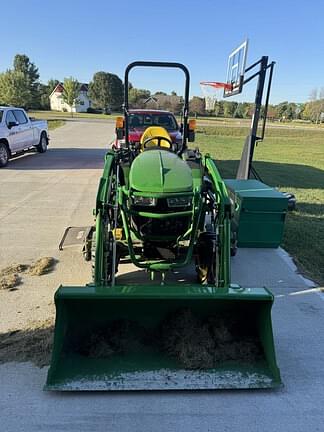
left=225, top=179, right=288, bottom=248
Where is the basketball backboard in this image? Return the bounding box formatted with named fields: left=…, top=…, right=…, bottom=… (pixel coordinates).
left=224, top=40, right=249, bottom=97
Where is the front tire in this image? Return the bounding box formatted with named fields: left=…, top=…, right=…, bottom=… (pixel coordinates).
left=91, top=229, right=118, bottom=284
left=0, top=142, right=10, bottom=167
left=36, top=132, right=48, bottom=153
left=196, top=228, right=217, bottom=285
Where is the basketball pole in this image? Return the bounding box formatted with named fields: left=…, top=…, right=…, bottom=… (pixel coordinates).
left=236, top=56, right=275, bottom=180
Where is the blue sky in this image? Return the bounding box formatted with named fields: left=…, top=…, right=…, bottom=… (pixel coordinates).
left=1, top=0, right=324, bottom=103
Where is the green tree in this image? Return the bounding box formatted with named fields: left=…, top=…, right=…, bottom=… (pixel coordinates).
left=189, top=96, right=205, bottom=115
left=301, top=102, right=312, bottom=121
left=285, top=103, right=297, bottom=120
left=0, top=69, right=30, bottom=107
left=38, top=83, right=50, bottom=110
left=306, top=88, right=324, bottom=123
left=214, top=100, right=224, bottom=117
left=62, top=77, right=80, bottom=116
left=170, top=95, right=183, bottom=114
left=47, top=79, right=60, bottom=95
left=223, top=101, right=237, bottom=118
left=38, top=79, right=60, bottom=110
left=233, top=103, right=245, bottom=118
left=295, top=103, right=304, bottom=119
left=128, top=87, right=151, bottom=108
left=276, top=101, right=288, bottom=120
left=241, top=102, right=251, bottom=118
left=13, top=54, right=40, bottom=108
left=88, top=72, right=123, bottom=112
left=303, top=99, right=324, bottom=123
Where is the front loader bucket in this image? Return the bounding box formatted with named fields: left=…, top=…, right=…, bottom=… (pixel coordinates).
left=45, top=284, right=282, bottom=391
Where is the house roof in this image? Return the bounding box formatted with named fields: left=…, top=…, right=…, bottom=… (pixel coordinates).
left=52, top=83, right=64, bottom=94
left=50, top=82, right=89, bottom=97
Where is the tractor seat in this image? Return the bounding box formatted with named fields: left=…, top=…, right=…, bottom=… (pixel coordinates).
left=140, top=126, right=173, bottom=152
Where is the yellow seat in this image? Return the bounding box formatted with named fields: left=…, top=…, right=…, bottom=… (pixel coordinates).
left=140, top=126, right=171, bottom=151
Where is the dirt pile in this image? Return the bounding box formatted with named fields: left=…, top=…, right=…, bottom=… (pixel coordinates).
left=161, top=308, right=215, bottom=368
left=1, top=264, right=30, bottom=275
left=160, top=308, right=262, bottom=369
left=0, top=264, right=29, bottom=291
left=0, top=257, right=57, bottom=291
left=28, top=257, right=57, bottom=276
left=67, top=309, right=262, bottom=370
left=0, top=319, right=54, bottom=367
left=71, top=320, right=150, bottom=358
left=0, top=273, right=21, bottom=291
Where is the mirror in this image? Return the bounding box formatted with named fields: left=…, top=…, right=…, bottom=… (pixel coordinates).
left=8, top=121, right=18, bottom=129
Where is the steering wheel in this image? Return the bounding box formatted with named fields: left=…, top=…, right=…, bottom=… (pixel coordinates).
left=142, top=135, right=173, bottom=150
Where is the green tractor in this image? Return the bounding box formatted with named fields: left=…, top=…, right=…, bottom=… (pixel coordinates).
left=45, top=61, right=282, bottom=391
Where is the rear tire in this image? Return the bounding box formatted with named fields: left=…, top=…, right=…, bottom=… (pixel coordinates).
left=36, top=132, right=48, bottom=153
left=0, top=142, right=10, bottom=167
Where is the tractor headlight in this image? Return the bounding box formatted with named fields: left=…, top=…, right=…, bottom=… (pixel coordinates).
left=132, top=196, right=157, bottom=206
left=167, top=196, right=192, bottom=208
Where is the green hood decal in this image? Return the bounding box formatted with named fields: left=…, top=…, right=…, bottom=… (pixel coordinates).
left=129, top=150, right=193, bottom=193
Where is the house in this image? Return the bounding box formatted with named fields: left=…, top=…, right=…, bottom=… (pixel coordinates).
left=49, top=83, right=91, bottom=113
left=140, top=94, right=183, bottom=113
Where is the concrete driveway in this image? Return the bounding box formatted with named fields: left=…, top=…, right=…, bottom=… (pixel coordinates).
left=0, top=121, right=323, bottom=432
left=0, top=121, right=114, bottom=331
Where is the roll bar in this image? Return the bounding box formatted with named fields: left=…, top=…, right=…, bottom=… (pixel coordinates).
left=124, top=61, right=190, bottom=154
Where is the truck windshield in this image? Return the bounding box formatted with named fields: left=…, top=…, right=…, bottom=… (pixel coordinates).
left=129, top=113, right=178, bottom=131
left=0, top=110, right=3, bottom=122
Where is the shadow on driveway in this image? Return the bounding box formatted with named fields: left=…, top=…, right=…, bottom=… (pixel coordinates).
left=5, top=148, right=108, bottom=170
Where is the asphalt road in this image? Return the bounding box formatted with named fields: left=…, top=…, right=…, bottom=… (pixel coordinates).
left=1, top=121, right=323, bottom=432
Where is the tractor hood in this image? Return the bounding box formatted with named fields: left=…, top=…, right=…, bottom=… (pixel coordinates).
left=129, top=150, right=193, bottom=193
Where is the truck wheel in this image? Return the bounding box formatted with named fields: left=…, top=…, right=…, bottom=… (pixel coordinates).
left=0, top=142, right=10, bottom=167
left=36, top=133, right=48, bottom=153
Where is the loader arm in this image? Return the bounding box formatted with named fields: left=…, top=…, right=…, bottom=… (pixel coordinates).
left=204, top=155, right=232, bottom=288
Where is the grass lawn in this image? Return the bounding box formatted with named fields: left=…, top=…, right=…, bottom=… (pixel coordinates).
left=196, top=125, right=324, bottom=285
left=47, top=119, right=65, bottom=130
left=30, top=110, right=116, bottom=120
left=193, top=116, right=324, bottom=129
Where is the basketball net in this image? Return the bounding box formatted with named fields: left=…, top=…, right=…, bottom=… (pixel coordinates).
left=200, top=82, right=232, bottom=111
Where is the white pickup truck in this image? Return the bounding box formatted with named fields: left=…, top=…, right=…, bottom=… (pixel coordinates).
left=0, top=106, right=49, bottom=167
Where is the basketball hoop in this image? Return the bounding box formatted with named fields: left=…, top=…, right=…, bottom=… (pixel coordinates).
left=200, top=81, right=232, bottom=111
